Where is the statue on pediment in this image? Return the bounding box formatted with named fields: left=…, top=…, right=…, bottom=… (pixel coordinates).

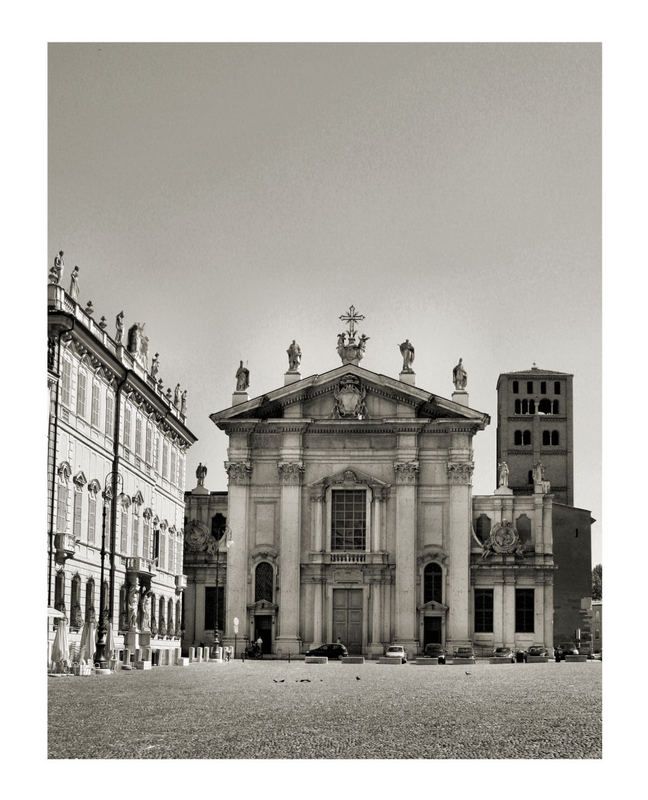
left=115, top=311, right=124, bottom=343
left=150, top=353, right=160, bottom=379
left=49, top=250, right=64, bottom=284
left=498, top=461, right=509, bottom=488
left=181, top=389, right=187, bottom=414
left=69, top=266, right=80, bottom=301
left=174, top=383, right=181, bottom=408
left=127, top=322, right=149, bottom=367
left=399, top=339, right=415, bottom=373
left=287, top=340, right=302, bottom=372
left=196, top=462, right=207, bottom=487
left=453, top=358, right=468, bottom=390
left=236, top=361, right=250, bottom=391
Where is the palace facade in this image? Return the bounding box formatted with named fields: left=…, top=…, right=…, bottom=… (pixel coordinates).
left=47, top=271, right=196, bottom=667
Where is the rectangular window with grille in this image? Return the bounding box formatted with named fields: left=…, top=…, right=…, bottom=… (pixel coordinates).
left=135, top=415, right=143, bottom=456
left=515, top=589, right=535, bottom=632
left=170, top=449, right=177, bottom=486
left=73, top=490, right=83, bottom=541
left=145, top=425, right=152, bottom=463
left=331, top=490, right=366, bottom=550
left=143, top=520, right=150, bottom=559
left=91, top=382, right=100, bottom=427
left=105, top=391, right=114, bottom=438
left=120, top=511, right=128, bottom=554
left=88, top=495, right=96, bottom=545
left=474, top=589, right=494, bottom=633
left=76, top=370, right=87, bottom=418
left=123, top=404, right=131, bottom=448
left=162, top=442, right=169, bottom=479
left=56, top=484, right=68, bottom=533
left=61, top=359, right=71, bottom=407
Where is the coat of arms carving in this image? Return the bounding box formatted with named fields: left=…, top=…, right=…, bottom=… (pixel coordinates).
left=333, top=375, right=367, bottom=419
left=481, top=520, right=524, bottom=558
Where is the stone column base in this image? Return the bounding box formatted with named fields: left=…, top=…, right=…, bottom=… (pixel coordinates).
left=274, top=636, right=302, bottom=656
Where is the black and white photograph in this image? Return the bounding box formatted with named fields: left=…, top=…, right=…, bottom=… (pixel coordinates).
left=10, top=1, right=644, bottom=787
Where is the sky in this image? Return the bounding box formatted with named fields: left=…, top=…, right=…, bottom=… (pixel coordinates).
left=48, top=42, right=601, bottom=562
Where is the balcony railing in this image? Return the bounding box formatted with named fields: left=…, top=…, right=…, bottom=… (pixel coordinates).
left=125, top=556, right=157, bottom=576
left=54, top=532, right=78, bottom=563
left=329, top=552, right=367, bottom=563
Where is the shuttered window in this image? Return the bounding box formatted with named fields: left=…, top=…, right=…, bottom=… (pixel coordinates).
left=56, top=484, right=68, bottom=533
left=87, top=494, right=97, bottom=545
left=91, top=382, right=100, bottom=427
left=120, top=511, right=128, bottom=554
left=123, top=404, right=131, bottom=448
left=76, top=370, right=87, bottom=418
left=105, top=391, right=114, bottom=438
left=61, top=359, right=71, bottom=406
left=73, top=490, right=83, bottom=541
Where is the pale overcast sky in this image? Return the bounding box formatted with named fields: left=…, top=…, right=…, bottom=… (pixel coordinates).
left=48, top=43, right=601, bottom=561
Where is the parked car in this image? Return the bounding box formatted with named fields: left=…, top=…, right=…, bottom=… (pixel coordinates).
left=384, top=645, right=407, bottom=663
left=305, top=643, right=348, bottom=660
left=453, top=646, right=476, bottom=660
left=492, top=646, right=515, bottom=663
left=554, top=643, right=579, bottom=662
left=424, top=644, right=447, bottom=664
left=524, top=645, right=548, bottom=662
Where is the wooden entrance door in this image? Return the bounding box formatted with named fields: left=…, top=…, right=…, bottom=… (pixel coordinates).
left=424, top=616, right=442, bottom=646
left=333, top=588, right=363, bottom=654
left=254, top=615, right=272, bottom=654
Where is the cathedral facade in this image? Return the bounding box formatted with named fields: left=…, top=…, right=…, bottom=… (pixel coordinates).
left=184, top=313, right=569, bottom=658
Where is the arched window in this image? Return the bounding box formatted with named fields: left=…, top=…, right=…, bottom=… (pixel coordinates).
left=552, top=400, right=560, bottom=414
left=475, top=514, right=491, bottom=543
left=514, top=399, right=521, bottom=414
left=70, top=574, right=83, bottom=629
left=554, top=381, right=561, bottom=394
left=514, top=430, right=522, bottom=445
left=551, top=430, right=560, bottom=445
left=516, top=514, right=532, bottom=550
left=539, top=398, right=551, bottom=414
left=512, top=380, right=519, bottom=394
left=540, top=381, right=547, bottom=394
left=255, top=562, right=274, bottom=603
left=528, top=470, right=534, bottom=485
left=542, top=430, right=551, bottom=446
left=168, top=598, right=174, bottom=635
left=158, top=597, right=166, bottom=636
left=119, top=585, right=128, bottom=632
left=424, top=563, right=443, bottom=604
left=529, top=399, right=536, bottom=415
left=527, top=381, right=533, bottom=393
left=85, top=578, right=95, bottom=623
left=54, top=570, right=66, bottom=617
left=523, top=430, right=532, bottom=446
left=521, top=399, right=528, bottom=414
left=176, top=599, right=182, bottom=636
left=211, top=513, right=227, bottom=541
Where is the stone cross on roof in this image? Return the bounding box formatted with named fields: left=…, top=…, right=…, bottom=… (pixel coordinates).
left=339, top=305, right=365, bottom=342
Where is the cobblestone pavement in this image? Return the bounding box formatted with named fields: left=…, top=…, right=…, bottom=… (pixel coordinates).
left=48, top=660, right=601, bottom=759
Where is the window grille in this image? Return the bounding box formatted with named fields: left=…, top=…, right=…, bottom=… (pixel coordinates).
left=255, top=562, right=274, bottom=602
left=515, top=589, right=535, bottom=632
left=331, top=490, right=366, bottom=551
left=423, top=563, right=443, bottom=604
left=474, top=589, right=493, bottom=633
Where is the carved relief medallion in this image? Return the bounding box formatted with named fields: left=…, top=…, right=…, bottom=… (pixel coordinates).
left=333, top=375, right=367, bottom=419
left=481, top=520, right=524, bottom=558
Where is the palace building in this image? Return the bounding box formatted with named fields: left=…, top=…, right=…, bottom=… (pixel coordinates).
left=47, top=261, right=196, bottom=668
left=183, top=309, right=592, bottom=658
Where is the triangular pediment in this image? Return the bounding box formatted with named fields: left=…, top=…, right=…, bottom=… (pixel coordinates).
left=211, top=363, right=489, bottom=428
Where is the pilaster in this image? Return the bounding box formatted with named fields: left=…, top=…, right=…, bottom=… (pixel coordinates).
left=276, top=460, right=304, bottom=655
left=543, top=575, right=554, bottom=648
left=223, top=460, right=252, bottom=648
left=445, top=458, right=474, bottom=645
left=503, top=574, right=516, bottom=646
left=393, top=460, right=419, bottom=653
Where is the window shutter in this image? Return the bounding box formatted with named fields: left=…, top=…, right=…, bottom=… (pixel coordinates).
left=76, top=370, right=87, bottom=417
left=123, top=405, right=131, bottom=448
left=88, top=495, right=96, bottom=545
left=56, top=484, right=68, bottom=533
left=120, top=511, right=128, bottom=554
left=91, top=382, right=100, bottom=427
left=61, top=360, right=71, bottom=406
left=105, top=392, right=114, bottom=437
left=73, top=491, right=83, bottom=540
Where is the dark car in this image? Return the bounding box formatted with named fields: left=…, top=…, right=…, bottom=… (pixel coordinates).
left=492, top=646, right=515, bottom=663
left=524, top=645, right=548, bottom=662
left=554, top=643, right=579, bottom=662
left=424, top=644, right=447, bottom=664
left=454, top=646, right=476, bottom=660
left=305, top=643, right=348, bottom=660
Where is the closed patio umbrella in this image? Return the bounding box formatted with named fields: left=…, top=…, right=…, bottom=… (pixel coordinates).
left=79, top=620, right=96, bottom=663
left=50, top=618, right=70, bottom=671
left=47, top=607, right=65, bottom=619
left=104, top=621, right=116, bottom=662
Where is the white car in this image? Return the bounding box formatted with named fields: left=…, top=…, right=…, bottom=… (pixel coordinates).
left=385, top=645, right=407, bottom=663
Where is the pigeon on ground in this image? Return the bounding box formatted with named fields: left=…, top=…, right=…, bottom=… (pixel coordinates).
left=299, top=678, right=311, bottom=682
left=356, top=676, right=361, bottom=680
left=465, top=671, right=471, bottom=675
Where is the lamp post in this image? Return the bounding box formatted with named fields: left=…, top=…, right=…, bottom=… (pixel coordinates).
left=94, top=470, right=122, bottom=667
left=214, top=525, right=233, bottom=651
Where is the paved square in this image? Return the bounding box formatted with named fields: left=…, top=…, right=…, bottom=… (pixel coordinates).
left=48, top=660, right=601, bottom=759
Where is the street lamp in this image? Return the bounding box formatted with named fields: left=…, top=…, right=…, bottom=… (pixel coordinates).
left=214, top=525, right=233, bottom=650
left=94, top=470, right=122, bottom=667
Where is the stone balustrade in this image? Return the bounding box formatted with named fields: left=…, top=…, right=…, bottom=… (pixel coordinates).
left=125, top=556, right=157, bottom=576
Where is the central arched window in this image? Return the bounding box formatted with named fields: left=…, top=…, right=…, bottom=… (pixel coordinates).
left=424, top=563, right=443, bottom=604
left=475, top=514, right=491, bottom=543
left=255, top=562, right=274, bottom=602
left=211, top=513, right=227, bottom=541
left=331, top=490, right=366, bottom=550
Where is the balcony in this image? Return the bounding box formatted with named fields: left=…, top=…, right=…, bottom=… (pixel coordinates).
left=125, top=556, right=157, bottom=577
left=175, top=574, right=187, bottom=591
left=316, top=551, right=388, bottom=566
left=54, top=532, right=78, bottom=564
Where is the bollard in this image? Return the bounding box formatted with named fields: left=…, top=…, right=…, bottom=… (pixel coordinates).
left=288, top=652, right=291, bottom=664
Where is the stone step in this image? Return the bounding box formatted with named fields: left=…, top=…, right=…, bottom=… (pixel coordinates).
left=304, top=656, right=328, bottom=664
left=526, top=656, right=548, bottom=663
left=341, top=656, right=365, bottom=664
left=448, top=657, right=476, bottom=665
left=489, top=657, right=515, bottom=664
left=378, top=657, right=406, bottom=665
left=414, top=657, right=440, bottom=665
